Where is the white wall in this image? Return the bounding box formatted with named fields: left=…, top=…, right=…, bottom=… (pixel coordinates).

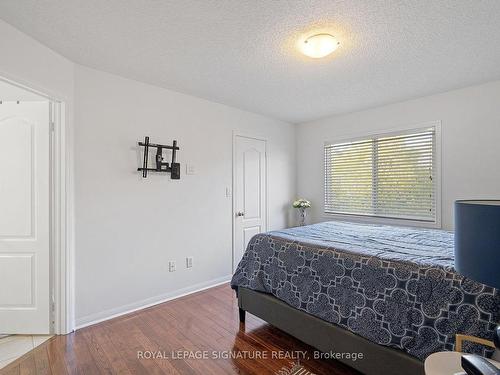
left=74, top=66, right=296, bottom=326
left=0, top=19, right=76, bottom=333
left=0, top=19, right=295, bottom=329
left=0, top=20, right=74, bottom=101
left=296, top=80, right=500, bottom=230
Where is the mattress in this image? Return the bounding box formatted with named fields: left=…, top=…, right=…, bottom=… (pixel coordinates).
left=230, top=221, right=499, bottom=360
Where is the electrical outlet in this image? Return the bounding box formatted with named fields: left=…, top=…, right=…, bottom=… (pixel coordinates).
left=186, top=257, right=193, bottom=268
left=169, top=261, right=176, bottom=272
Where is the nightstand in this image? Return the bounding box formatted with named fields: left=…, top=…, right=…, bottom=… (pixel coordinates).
left=424, top=351, right=500, bottom=375
left=425, top=334, right=500, bottom=375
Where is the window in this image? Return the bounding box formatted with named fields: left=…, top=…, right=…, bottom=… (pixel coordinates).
left=324, top=126, right=438, bottom=223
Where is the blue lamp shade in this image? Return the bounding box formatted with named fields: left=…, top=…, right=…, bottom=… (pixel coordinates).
left=454, top=200, right=500, bottom=290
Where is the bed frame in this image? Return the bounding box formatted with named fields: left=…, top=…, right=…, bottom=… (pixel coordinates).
left=237, top=287, right=424, bottom=375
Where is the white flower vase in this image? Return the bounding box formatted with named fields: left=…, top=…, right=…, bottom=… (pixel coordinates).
left=298, top=207, right=307, bottom=226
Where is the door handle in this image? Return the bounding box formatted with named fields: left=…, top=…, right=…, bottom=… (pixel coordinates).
left=236, top=211, right=245, bottom=217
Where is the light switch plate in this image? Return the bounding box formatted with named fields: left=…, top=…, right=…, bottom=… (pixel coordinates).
left=186, top=164, right=196, bottom=175
left=169, top=261, right=176, bottom=272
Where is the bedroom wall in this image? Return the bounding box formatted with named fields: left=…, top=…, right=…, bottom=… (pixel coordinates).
left=0, top=19, right=76, bottom=333
left=74, top=66, right=296, bottom=326
left=0, top=19, right=295, bottom=329
left=0, top=20, right=74, bottom=102
left=296, top=80, right=500, bottom=230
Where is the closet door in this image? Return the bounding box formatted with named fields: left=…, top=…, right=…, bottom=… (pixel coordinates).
left=0, top=102, right=50, bottom=334
left=233, top=135, right=267, bottom=271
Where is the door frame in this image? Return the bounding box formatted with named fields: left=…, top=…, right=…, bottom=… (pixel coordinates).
left=232, top=132, right=269, bottom=271
left=0, top=75, right=74, bottom=334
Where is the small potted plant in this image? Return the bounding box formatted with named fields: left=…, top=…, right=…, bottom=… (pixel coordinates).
left=292, top=199, right=311, bottom=226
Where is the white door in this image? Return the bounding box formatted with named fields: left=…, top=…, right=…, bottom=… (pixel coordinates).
left=233, top=135, right=267, bottom=270
left=0, top=102, right=50, bottom=334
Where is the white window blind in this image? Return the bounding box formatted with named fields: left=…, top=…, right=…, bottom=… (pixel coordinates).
left=324, top=127, right=436, bottom=222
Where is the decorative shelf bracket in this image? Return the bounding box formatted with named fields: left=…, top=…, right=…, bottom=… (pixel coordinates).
left=137, top=136, right=180, bottom=179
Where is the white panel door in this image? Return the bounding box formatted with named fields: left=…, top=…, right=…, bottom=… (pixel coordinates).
left=0, top=102, right=50, bottom=334
left=233, top=136, right=266, bottom=270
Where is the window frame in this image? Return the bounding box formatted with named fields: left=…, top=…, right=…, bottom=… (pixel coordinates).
left=323, top=121, right=442, bottom=229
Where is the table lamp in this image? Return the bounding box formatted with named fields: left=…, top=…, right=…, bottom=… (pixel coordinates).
left=455, top=200, right=500, bottom=374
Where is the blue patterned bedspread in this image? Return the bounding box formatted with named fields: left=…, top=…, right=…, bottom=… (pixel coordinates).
left=230, top=221, right=499, bottom=360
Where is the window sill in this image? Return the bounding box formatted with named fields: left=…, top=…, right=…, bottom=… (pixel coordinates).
left=322, top=212, right=442, bottom=229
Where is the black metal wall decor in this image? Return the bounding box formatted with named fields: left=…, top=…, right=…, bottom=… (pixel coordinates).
left=137, top=136, right=180, bottom=179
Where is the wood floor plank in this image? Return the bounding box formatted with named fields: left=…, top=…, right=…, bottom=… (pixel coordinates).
left=1, top=365, right=20, bottom=375
left=144, top=309, right=232, bottom=375
left=18, top=355, right=36, bottom=375
left=32, top=346, right=52, bottom=375
left=103, top=320, right=164, bottom=375
left=83, top=326, right=133, bottom=375
left=81, top=328, right=122, bottom=375
left=0, top=284, right=360, bottom=375
left=45, top=337, right=70, bottom=375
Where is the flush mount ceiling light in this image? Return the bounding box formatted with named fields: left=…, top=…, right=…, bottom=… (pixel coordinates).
left=300, top=33, right=340, bottom=58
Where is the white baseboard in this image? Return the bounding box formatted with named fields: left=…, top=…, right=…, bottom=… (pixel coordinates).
left=75, top=275, right=232, bottom=330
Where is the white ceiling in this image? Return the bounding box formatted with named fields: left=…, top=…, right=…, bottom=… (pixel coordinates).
left=1, top=1, right=500, bottom=123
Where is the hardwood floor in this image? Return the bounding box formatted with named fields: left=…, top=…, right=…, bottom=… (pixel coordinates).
left=0, top=284, right=360, bottom=375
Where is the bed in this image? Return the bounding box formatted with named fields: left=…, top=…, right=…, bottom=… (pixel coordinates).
left=231, top=221, right=499, bottom=375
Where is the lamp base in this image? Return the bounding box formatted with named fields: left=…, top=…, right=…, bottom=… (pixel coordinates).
left=494, top=326, right=500, bottom=362
left=461, top=354, right=500, bottom=375
left=460, top=327, right=500, bottom=374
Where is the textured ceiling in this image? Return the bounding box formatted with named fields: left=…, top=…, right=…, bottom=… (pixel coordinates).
left=1, top=1, right=500, bottom=123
